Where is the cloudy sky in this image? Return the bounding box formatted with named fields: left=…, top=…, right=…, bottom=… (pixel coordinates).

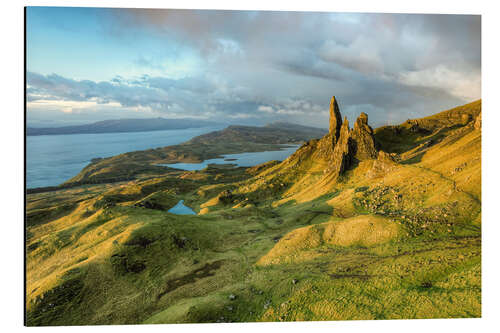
left=26, top=7, right=481, bottom=128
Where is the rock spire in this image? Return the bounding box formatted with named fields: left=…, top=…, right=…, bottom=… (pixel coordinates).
left=320, top=97, right=379, bottom=179
left=351, top=112, right=378, bottom=160
left=329, top=96, right=343, bottom=141
left=329, top=117, right=353, bottom=176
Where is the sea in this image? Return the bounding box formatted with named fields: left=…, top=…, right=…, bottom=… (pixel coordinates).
left=26, top=127, right=300, bottom=189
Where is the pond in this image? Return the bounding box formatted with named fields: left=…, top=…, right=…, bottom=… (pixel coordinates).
left=168, top=200, right=196, bottom=215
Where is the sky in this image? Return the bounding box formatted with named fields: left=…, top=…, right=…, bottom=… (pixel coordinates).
left=26, top=7, right=481, bottom=128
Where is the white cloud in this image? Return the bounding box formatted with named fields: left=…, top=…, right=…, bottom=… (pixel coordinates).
left=276, top=109, right=304, bottom=115
left=258, top=105, right=274, bottom=113
left=216, top=38, right=244, bottom=55
left=228, top=113, right=253, bottom=119
left=398, top=65, right=481, bottom=101
left=26, top=10, right=481, bottom=127
left=28, top=99, right=123, bottom=114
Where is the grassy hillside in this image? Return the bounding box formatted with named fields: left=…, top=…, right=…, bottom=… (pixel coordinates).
left=25, top=100, right=481, bottom=325
left=374, top=100, right=481, bottom=154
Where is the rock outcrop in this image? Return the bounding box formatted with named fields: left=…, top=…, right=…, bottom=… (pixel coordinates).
left=350, top=112, right=378, bottom=160
left=461, top=113, right=471, bottom=125
left=317, top=96, right=343, bottom=159
left=376, top=150, right=396, bottom=163
left=474, top=112, right=481, bottom=130
left=319, top=97, right=379, bottom=179
left=316, top=133, right=336, bottom=159
left=329, top=117, right=353, bottom=176
left=329, top=96, right=343, bottom=141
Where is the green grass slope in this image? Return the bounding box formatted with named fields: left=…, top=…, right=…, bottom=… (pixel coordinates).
left=25, top=100, right=481, bottom=325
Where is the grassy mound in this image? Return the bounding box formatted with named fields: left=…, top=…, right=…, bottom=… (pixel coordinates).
left=257, top=215, right=398, bottom=266
left=323, top=215, right=399, bottom=246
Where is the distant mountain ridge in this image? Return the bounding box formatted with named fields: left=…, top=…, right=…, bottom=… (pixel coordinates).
left=189, top=122, right=328, bottom=145
left=264, top=121, right=328, bottom=131
left=26, top=118, right=221, bottom=136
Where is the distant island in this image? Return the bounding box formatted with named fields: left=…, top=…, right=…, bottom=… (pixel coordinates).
left=26, top=118, right=222, bottom=136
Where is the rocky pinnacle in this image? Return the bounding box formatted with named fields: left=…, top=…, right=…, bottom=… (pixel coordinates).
left=329, top=96, right=343, bottom=141
left=329, top=117, right=352, bottom=176
left=351, top=112, right=378, bottom=160
left=319, top=97, right=378, bottom=178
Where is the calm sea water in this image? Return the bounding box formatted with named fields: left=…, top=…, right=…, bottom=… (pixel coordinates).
left=161, top=145, right=300, bottom=171
left=26, top=126, right=224, bottom=189
left=26, top=127, right=301, bottom=189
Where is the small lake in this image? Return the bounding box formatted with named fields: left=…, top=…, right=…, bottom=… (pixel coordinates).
left=161, top=145, right=300, bottom=171
left=168, top=200, right=196, bottom=215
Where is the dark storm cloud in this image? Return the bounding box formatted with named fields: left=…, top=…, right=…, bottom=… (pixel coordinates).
left=28, top=10, right=481, bottom=128
left=275, top=57, right=348, bottom=82
left=110, top=10, right=480, bottom=123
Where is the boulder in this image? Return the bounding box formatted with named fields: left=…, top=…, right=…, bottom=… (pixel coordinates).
left=461, top=113, right=471, bottom=125
left=377, top=150, right=396, bottom=163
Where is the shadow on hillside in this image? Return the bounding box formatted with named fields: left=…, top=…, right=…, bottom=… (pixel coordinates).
left=375, top=123, right=465, bottom=155
left=400, top=152, right=425, bottom=165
